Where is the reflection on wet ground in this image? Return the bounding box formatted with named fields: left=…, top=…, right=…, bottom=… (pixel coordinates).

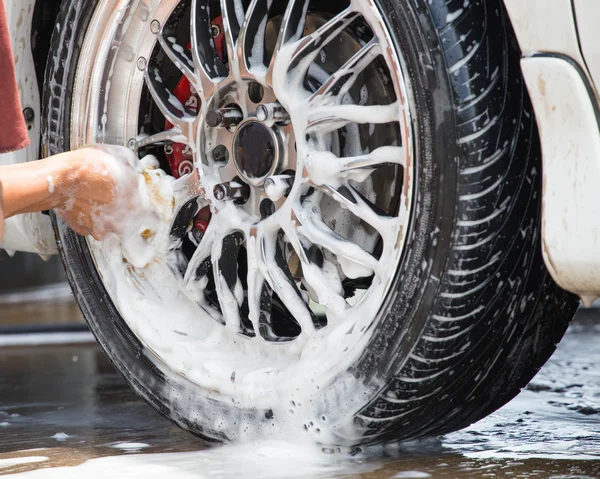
left=0, top=309, right=598, bottom=478
left=0, top=286, right=83, bottom=329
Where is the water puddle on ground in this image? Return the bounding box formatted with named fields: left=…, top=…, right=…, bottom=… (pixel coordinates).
left=0, top=310, right=598, bottom=478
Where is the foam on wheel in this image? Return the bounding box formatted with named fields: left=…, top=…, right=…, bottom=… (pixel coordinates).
left=43, top=0, right=578, bottom=446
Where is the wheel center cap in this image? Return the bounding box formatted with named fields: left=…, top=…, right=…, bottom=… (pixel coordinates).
left=233, top=120, right=277, bottom=183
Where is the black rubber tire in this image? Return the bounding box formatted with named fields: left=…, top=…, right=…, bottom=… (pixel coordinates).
left=43, top=0, right=578, bottom=445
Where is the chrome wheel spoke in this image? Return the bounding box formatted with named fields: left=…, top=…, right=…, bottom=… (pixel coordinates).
left=158, top=33, right=197, bottom=88
left=237, top=0, right=272, bottom=75
left=220, top=0, right=244, bottom=76
left=307, top=102, right=400, bottom=131
left=212, top=232, right=245, bottom=331
left=309, top=38, right=381, bottom=104
left=246, top=227, right=275, bottom=339
left=184, top=222, right=218, bottom=286
left=191, top=0, right=227, bottom=95
left=181, top=223, right=219, bottom=312
left=315, top=182, right=395, bottom=235
left=294, top=211, right=378, bottom=277
left=246, top=231, right=266, bottom=337
left=288, top=9, right=360, bottom=74
left=339, top=146, right=405, bottom=171
left=304, top=146, right=405, bottom=185
left=265, top=0, right=310, bottom=86
left=260, top=230, right=316, bottom=336
left=268, top=8, right=359, bottom=89
left=145, top=68, right=196, bottom=130
left=269, top=0, right=310, bottom=66
left=137, top=128, right=187, bottom=149
left=284, top=224, right=347, bottom=318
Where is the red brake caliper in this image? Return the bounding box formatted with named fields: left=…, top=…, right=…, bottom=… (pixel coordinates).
left=165, top=17, right=226, bottom=236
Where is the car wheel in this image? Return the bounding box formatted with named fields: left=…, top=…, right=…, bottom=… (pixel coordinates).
left=43, top=0, right=578, bottom=445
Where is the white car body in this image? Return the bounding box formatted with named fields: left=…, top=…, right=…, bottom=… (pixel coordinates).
left=0, top=0, right=55, bottom=256
left=1, top=0, right=599, bottom=303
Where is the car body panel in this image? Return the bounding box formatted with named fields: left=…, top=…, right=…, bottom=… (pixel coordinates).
left=505, top=0, right=600, bottom=304
left=573, top=0, right=600, bottom=95
left=521, top=56, right=600, bottom=306
left=0, top=0, right=55, bottom=255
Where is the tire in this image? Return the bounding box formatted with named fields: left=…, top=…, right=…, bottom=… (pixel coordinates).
left=43, top=0, right=578, bottom=446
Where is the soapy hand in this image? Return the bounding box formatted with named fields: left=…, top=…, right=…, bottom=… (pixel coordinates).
left=54, top=145, right=141, bottom=241
left=58, top=145, right=175, bottom=269
left=0, top=144, right=174, bottom=263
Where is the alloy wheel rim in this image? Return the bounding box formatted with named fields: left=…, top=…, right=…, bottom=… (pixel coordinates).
left=72, top=0, right=415, bottom=398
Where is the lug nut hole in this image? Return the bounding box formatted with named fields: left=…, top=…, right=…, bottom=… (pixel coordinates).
left=260, top=199, right=276, bottom=219
left=248, top=82, right=264, bottom=104
left=213, top=145, right=229, bottom=165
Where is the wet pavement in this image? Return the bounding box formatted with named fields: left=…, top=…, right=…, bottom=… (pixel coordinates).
left=0, top=308, right=598, bottom=478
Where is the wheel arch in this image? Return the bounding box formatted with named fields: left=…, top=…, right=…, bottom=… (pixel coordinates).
left=504, top=0, right=600, bottom=305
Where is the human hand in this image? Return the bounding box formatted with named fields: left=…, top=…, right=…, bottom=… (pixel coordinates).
left=55, top=145, right=141, bottom=241
left=0, top=144, right=173, bottom=265
left=58, top=145, right=176, bottom=268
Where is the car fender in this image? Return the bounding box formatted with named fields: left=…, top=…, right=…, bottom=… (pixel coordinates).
left=504, top=0, right=600, bottom=305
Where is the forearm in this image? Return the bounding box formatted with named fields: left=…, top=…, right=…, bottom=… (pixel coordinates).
left=0, top=153, right=76, bottom=219
left=0, top=145, right=138, bottom=241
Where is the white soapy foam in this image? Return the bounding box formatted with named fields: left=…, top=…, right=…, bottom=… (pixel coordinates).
left=263, top=176, right=290, bottom=202
left=232, top=0, right=245, bottom=29
left=50, top=433, right=70, bottom=441
left=247, top=2, right=273, bottom=70
left=0, top=457, right=48, bottom=470
left=111, top=442, right=150, bottom=452
left=87, top=147, right=176, bottom=269
left=304, top=146, right=405, bottom=187
left=392, top=472, right=432, bottom=479
left=4, top=441, right=380, bottom=478
left=446, top=8, right=463, bottom=23
left=46, top=175, right=54, bottom=194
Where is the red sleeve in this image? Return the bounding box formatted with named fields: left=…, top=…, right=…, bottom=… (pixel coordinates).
left=0, top=0, right=30, bottom=154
